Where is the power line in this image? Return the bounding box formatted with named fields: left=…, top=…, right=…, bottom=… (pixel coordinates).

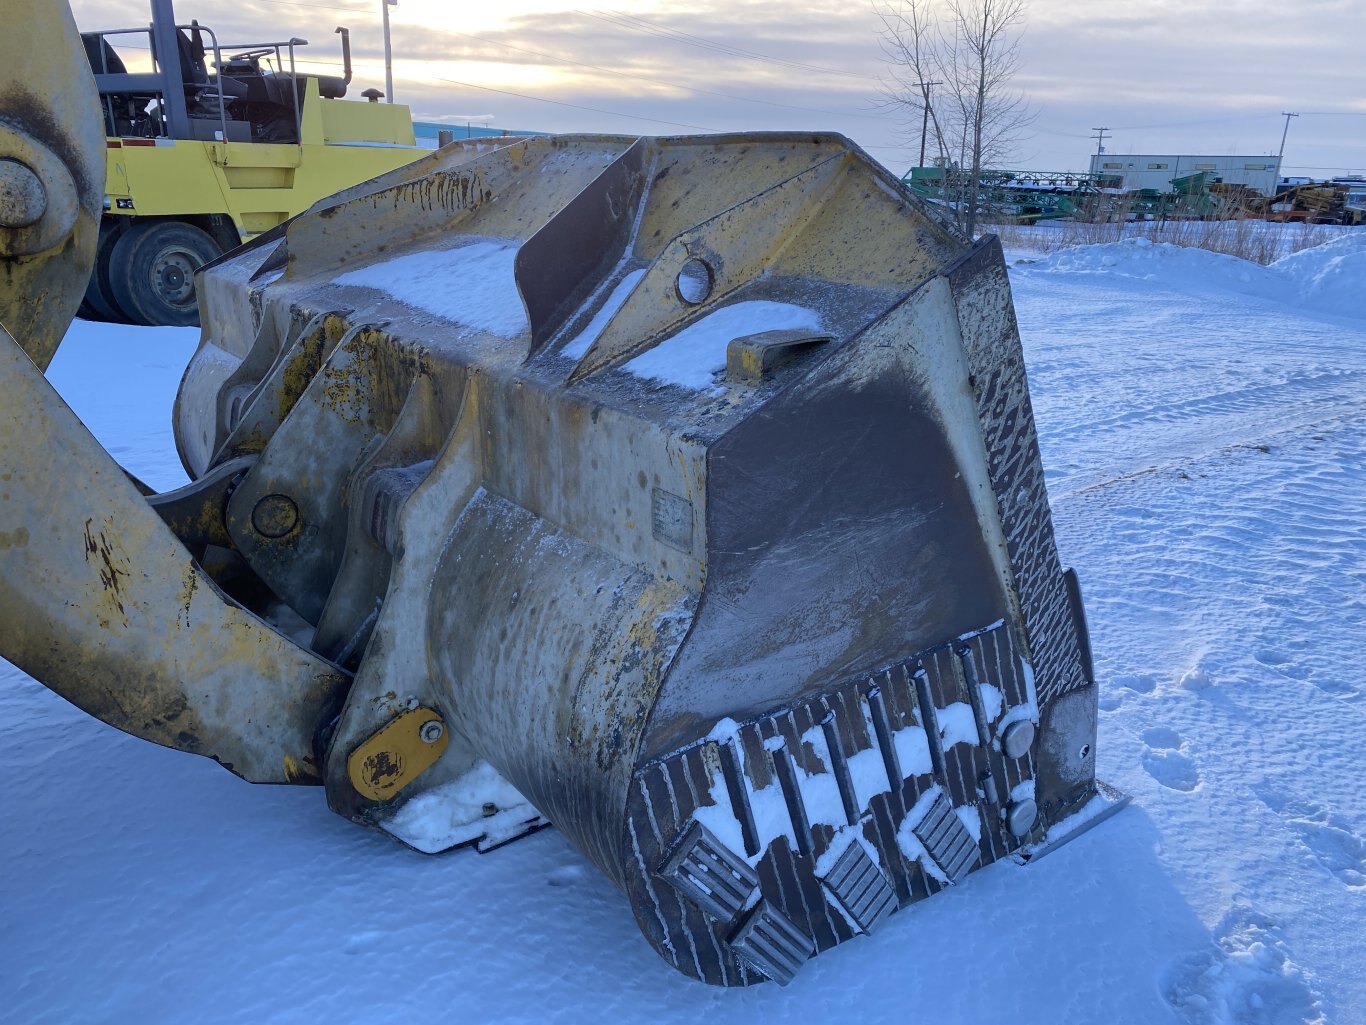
left=1282, top=165, right=1366, bottom=172
left=1108, top=114, right=1272, bottom=131
left=1033, top=126, right=1094, bottom=140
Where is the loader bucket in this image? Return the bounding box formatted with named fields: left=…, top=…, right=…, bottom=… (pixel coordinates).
left=168, top=133, right=1107, bottom=985
left=0, top=83, right=1117, bottom=980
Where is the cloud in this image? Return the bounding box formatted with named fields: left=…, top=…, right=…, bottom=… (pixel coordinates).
left=66, top=0, right=1366, bottom=174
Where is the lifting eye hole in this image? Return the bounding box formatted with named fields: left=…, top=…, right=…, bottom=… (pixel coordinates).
left=676, top=258, right=713, bottom=305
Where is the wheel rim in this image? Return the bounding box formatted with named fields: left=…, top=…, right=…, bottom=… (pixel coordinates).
left=149, top=245, right=202, bottom=310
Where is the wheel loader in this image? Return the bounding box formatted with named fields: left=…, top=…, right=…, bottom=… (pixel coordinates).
left=78, top=0, right=424, bottom=327
left=0, top=2, right=1125, bottom=987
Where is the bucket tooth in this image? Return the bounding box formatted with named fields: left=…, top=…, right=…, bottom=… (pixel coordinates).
left=656, top=820, right=760, bottom=926
left=728, top=900, right=815, bottom=987
left=909, top=792, right=981, bottom=884
left=625, top=621, right=1025, bottom=983
left=819, top=842, right=898, bottom=935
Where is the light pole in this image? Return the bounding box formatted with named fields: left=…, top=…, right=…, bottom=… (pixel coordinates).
left=1277, top=111, right=1298, bottom=179
left=381, top=0, right=397, bottom=103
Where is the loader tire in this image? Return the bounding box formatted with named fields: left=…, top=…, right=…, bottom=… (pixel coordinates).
left=80, top=222, right=129, bottom=323
left=108, top=220, right=221, bottom=327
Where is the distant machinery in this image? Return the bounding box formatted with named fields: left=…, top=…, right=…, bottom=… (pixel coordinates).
left=901, top=167, right=1120, bottom=224
left=906, top=160, right=1364, bottom=225
left=78, top=0, right=423, bottom=325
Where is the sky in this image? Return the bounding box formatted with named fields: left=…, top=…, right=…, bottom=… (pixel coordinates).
left=71, top=0, right=1366, bottom=178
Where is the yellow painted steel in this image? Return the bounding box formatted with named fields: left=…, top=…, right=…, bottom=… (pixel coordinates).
left=346, top=708, right=451, bottom=801
left=0, top=1, right=103, bottom=368
left=0, top=6, right=350, bottom=782
left=103, top=78, right=422, bottom=240
left=0, top=320, right=351, bottom=782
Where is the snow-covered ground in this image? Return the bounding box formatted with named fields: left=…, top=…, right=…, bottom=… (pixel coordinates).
left=4, top=235, right=1364, bottom=1024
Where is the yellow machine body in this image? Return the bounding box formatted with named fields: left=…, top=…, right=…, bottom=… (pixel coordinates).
left=102, top=78, right=418, bottom=240
left=78, top=1, right=426, bottom=326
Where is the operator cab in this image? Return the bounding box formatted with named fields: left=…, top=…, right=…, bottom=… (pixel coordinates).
left=215, top=46, right=350, bottom=143
left=82, top=0, right=354, bottom=144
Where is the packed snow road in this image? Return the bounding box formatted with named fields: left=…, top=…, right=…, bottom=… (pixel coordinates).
left=3, top=236, right=1364, bottom=1024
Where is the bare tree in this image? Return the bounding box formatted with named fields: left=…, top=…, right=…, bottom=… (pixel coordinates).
left=876, top=0, right=949, bottom=170
left=878, top=0, right=1033, bottom=237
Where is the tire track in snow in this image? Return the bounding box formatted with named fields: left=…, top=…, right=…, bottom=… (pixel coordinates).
left=1012, top=267, right=1366, bottom=498
left=1256, top=787, right=1366, bottom=890
left=1052, top=409, right=1366, bottom=707
left=1043, top=374, right=1366, bottom=498
left=1051, top=367, right=1362, bottom=441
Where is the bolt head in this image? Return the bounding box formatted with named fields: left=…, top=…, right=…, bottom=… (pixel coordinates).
left=1006, top=798, right=1038, bottom=837
left=251, top=493, right=299, bottom=539
left=1001, top=719, right=1036, bottom=759
left=419, top=719, right=445, bottom=745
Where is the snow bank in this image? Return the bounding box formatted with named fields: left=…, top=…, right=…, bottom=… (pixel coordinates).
left=1021, top=234, right=1366, bottom=322
left=334, top=241, right=528, bottom=337
left=624, top=300, right=823, bottom=389
left=1027, top=237, right=1270, bottom=292
left=1269, top=233, right=1366, bottom=320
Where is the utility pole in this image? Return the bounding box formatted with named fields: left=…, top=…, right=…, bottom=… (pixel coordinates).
left=381, top=0, right=397, bottom=103
left=1091, top=127, right=1110, bottom=161
left=1277, top=111, right=1298, bottom=178
left=915, top=79, right=942, bottom=169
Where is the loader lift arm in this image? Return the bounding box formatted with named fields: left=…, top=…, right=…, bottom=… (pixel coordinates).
left=0, top=2, right=347, bottom=782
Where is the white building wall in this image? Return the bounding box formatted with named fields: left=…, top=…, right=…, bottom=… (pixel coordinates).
left=1087, top=154, right=1280, bottom=195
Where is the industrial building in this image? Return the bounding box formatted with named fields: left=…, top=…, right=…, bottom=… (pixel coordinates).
left=1088, top=154, right=1281, bottom=195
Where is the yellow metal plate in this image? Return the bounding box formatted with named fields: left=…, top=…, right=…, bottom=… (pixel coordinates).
left=346, top=707, right=449, bottom=801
